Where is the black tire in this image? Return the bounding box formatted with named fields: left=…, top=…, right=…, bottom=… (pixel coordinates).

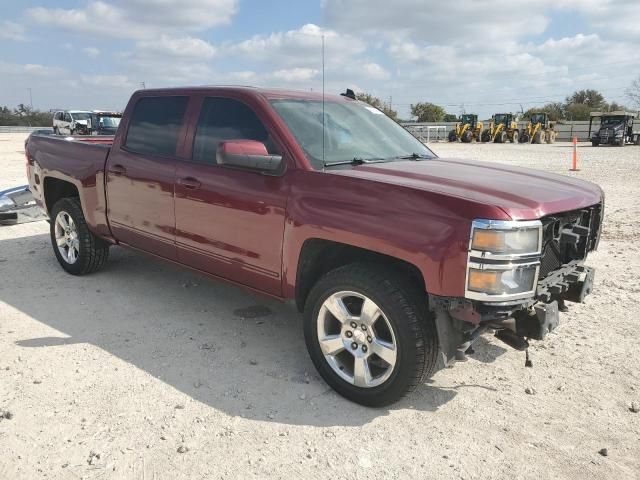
left=50, top=197, right=109, bottom=275
left=591, top=139, right=599, bottom=147
left=510, top=130, right=518, bottom=143
left=448, top=130, right=457, bottom=142
left=521, top=133, right=530, bottom=143
left=534, top=131, right=544, bottom=144
left=303, top=263, right=438, bottom=407
left=481, top=130, right=491, bottom=143
left=461, top=130, right=473, bottom=143
left=53, top=127, right=59, bottom=135
left=496, top=131, right=506, bottom=143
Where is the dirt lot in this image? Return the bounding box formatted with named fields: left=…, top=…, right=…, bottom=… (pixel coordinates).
left=1, top=132, right=638, bottom=479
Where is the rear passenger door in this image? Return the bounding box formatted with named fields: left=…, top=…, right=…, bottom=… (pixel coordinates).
left=174, top=96, right=289, bottom=296
left=105, top=95, right=189, bottom=260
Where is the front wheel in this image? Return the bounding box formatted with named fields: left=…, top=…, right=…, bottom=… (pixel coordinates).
left=50, top=197, right=110, bottom=275
left=510, top=130, right=518, bottom=143
left=303, top=264, right=438, bottom=407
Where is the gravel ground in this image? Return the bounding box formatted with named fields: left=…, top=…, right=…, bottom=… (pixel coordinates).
left=1, top=133, right=639, bottom=479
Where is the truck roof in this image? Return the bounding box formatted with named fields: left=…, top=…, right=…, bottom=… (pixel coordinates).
left=133, top=85, right=353, bottom=103
left=590, top=111, right=636, bottom=118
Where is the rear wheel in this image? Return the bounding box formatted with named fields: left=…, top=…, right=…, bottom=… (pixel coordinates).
left=303, top=263, right=438, bottom=407
left=50, top=197, right=109, bottom=275
left=481, top=130, right=491, bottom=143
left=496, top=131, right=507, bottom=143
left=546, top=131, right=556, bottom=144
left=534, top=131, right=544, bottom=144
left=461, top=130, right=473, bottom=143
left=510, top=130, right=518, bottom=143
left=448, top=130, right=457, bottom=142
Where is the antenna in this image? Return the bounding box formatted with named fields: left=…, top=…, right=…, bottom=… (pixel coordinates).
left=322, top=32, right=325, bottom=168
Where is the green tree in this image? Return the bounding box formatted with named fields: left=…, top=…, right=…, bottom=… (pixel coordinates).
left=626, top=75, right=640, bottom=108
left=410, top=102, right=446, bottom=122
left=565, top=89, right=606, bottom=109
left=605, top=101, right=628, bottom=112
left=564, top=103, right=592, bottom=121
left=522, top=102, right=565, bottom=121
left=355, top=92, right=398, bottom=120
left=443, top=113, right=458, bottom=122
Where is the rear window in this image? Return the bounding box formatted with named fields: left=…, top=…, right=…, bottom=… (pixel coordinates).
left=124, top=96, right=188, bottom=156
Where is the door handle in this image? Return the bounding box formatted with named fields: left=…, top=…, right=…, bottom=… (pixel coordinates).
left=177, top=177, right=201, bottom=189
left=109, top=164, right=126, bottom=176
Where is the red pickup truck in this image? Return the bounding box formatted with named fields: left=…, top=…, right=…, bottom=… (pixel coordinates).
left=25, top=86, right=603, bottom=406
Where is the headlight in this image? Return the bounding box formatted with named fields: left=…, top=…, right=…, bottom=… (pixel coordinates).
left=466, top=219, right=542, bottom=301
left=468, top=264, right=538, bottom=296
left=471, top=227, right=540, bottom=254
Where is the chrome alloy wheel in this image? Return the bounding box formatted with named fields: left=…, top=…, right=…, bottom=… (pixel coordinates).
left=54, top=210, right=79, bottom=264
left=317, top=291, right=397, bottom=388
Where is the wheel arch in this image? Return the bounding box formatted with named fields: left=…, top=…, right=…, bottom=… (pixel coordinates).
left=294, top=238, right=427, bottom=312
left=43, top=177, right=80, bottom=214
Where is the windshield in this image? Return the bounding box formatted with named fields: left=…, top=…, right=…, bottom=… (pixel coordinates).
left=530, top=114, right=546, bottom=125
left=72, top=112, right=92, bottom=121
left=460, top=114, right=474, bottom=125
left=601, top=116, right=625, bottom=126
left=92, top=115, right=121, bottom=128
left=494, top=114, right=509, bottom=125
left=270, top=99, right=435, bottom=169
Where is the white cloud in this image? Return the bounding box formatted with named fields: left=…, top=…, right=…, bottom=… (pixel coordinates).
left=82, top=47, right=100, bottom=57
left=135, top=35, right=216, bottom=60
left=80, top=74, right=134, bottom=89
left=269, top=68, right=319, bottom=82
left=224, top=24, right=366, bottom=68
left=0, top=61, right=63, bottom=77
left=0, top=21, right=27, bottom=41
left=27, top=0, right=237, bottom=39
left=323, top=0, right=551, bottom=43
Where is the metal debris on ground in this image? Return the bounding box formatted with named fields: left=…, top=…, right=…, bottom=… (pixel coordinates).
left=0, top=185, right=47, bottom=225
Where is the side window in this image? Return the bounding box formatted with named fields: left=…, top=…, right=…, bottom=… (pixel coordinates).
left=192, top=97, right=277, bottom=164
left=124, top=96, right=188, bottom=156
left=64, top=113, right=72, bottom=122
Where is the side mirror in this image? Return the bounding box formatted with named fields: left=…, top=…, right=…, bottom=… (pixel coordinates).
left=217, top=140, right=283, bottom=173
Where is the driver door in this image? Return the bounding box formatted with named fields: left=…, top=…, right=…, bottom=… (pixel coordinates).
left=174, top=96, right=289, bottom=295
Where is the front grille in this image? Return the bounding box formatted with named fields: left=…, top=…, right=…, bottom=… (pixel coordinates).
left=538, top=203, right=602, bottom=279
left=539, top=241, right=562, bottom=278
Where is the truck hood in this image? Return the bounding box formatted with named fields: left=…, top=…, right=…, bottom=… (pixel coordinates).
left=331, top=158, right=603, bottom=220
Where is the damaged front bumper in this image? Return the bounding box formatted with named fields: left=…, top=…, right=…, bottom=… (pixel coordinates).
left=431, top=263, right=595, bottom=366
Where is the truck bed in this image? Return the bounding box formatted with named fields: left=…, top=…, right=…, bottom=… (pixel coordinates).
left=26, top=133, right=114, bottom=237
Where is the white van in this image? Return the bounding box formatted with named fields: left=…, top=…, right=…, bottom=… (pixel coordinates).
left=52, top=110, right=93, bottom=135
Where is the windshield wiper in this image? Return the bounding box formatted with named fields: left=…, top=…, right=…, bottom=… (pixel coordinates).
left=394, top=153, right=431, bottom=160
left=323, top=157, right=388, bottom=168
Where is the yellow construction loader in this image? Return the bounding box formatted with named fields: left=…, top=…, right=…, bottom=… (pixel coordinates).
left=448, top=114, right=483, bottom=143
left=481, top=113, right=519, bottom=143
left=519, top=112, right=556, bottom=144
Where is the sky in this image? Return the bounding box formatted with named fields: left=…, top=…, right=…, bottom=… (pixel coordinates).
left=1, top=0, right=639, bottom=119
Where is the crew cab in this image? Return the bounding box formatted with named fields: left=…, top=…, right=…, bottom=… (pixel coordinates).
left=25, top=87, right=604, bottom=406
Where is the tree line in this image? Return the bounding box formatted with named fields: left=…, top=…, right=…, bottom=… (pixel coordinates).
left=0, top=104, right=52, bottom=127
left=358, top=75, right=640, bottom=123
left=2, top=76, right=639, bottom=125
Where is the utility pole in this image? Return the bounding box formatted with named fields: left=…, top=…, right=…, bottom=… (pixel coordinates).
left=140, top=81, right=146, bottom=89
left=28, top=88, right=33, bottom=110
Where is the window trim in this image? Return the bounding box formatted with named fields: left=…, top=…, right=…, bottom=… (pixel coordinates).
left=122, top=95, right=190, bottom=159
left=183, top=94, right=289, bottom=176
